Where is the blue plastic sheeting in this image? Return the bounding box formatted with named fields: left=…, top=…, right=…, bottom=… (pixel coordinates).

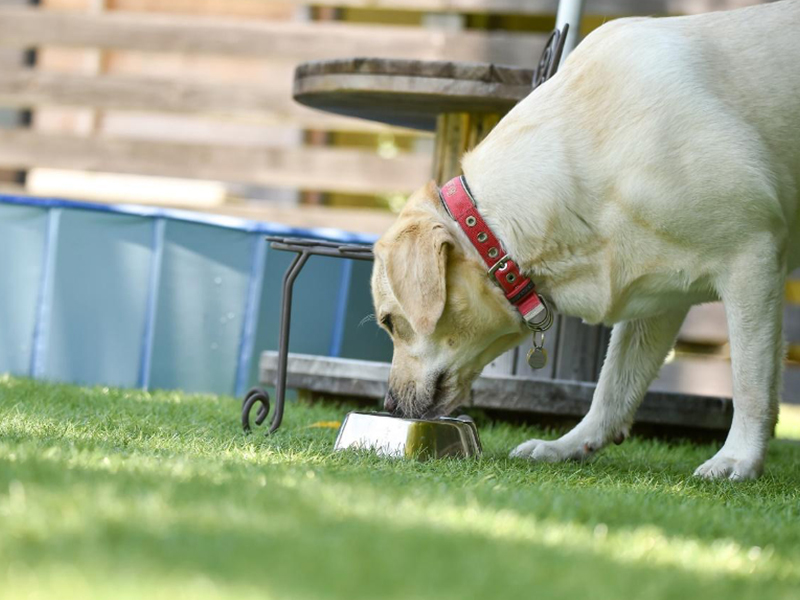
left=0, top=204, right=48, bottom=376
left=244, top=251, right=354, bottom=388
left=45, top=210, right=153, bottom=388
left=337, top=260, right=393, bottom=360
left=0, top=194, right=393, bottom=397
left=149, top=220, right=255, bottom=394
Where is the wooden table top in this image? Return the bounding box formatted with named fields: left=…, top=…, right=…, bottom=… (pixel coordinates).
left=293, top=58, right=535, bottom=131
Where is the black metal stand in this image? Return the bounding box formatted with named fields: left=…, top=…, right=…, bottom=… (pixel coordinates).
left=241, top=236, right=374, bottom=435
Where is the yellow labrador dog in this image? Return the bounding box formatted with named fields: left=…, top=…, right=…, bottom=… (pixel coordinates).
left=371, top=1, right=800, bottom=480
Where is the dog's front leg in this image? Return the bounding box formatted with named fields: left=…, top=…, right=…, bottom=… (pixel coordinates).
left=694, top=247, right=783, bottom=480
left=511, top=308, right=689, bottom=463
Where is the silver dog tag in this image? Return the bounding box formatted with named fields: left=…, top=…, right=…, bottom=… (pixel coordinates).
left=526, top=331, right=548, bottom=370
left=526, top=346, right=548, bottom=369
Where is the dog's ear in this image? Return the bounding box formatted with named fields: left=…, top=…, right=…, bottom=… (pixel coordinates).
left=383, top=220, right=452, bottom=336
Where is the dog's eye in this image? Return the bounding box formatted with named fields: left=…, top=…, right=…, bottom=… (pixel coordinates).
left=380, top=314, right=394, bottom=335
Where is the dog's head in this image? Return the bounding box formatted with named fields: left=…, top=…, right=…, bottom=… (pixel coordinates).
left=371, top=181, right=528, bottom=418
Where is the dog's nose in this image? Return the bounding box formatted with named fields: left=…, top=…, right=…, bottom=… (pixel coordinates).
left=384, top=390, right=398, bottom=414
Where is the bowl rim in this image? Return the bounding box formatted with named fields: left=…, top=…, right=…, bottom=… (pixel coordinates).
left=341, top=411, right=474, bottom=427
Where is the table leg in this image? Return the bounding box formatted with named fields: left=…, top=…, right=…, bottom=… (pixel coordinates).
left=270, top=250, right=311, bottom=433
left=242, top=249, right=310, bottom=435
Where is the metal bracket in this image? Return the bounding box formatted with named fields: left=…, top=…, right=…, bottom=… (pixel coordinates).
left=241, top=236, right=374, bottom=435
left=532, top=24, right=570, bottom=90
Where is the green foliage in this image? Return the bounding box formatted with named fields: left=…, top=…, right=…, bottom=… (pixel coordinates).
left=1, top=376, right=799, bottom=600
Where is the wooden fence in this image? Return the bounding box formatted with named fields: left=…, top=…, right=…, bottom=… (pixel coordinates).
left=0, top=0, right=774, bottom=217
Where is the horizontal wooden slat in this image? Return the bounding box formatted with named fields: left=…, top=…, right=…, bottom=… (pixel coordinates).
left=41, top=0, right=772, bottom=16
left=94, top=112, right=303, bottom=147
left=45, top=0, right=298, bottom=19
left=0, top=7, right=545, bottom=66
left=679, top=302, right=728, bottom=345
left=0, top=130, right=430, bottom=194
left=0, top=68, right=285, bottom=113
left=0, top=68, right=416, bottom=133
left=111, top=0, right=298, bottom=19
left=246, top=0, right=767, bottom=16
left=32, top=46, right=417, bottom=133
left=0, top=49, right=24, bottom=69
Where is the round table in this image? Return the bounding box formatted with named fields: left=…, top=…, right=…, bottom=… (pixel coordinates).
left=293, top=58, right=535, bottom=183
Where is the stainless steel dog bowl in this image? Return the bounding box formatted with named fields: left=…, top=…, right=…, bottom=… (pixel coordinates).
left=333, top=412, right=482, bottom=459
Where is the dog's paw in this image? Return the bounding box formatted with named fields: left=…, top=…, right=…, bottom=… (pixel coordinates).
left=693, top=452, right=763, bottom=481
left=509, top=438, right=593, bottom=463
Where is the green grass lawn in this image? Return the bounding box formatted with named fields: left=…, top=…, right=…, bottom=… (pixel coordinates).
left=1, top=375, right=799, bottom=600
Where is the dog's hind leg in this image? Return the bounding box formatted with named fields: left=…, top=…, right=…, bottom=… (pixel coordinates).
left=511, top=307, right=689, bottom=463
left=694, top=242, right=784, bottom=480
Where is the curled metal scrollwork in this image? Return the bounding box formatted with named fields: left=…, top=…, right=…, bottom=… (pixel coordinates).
left=532, top=23, right=569, bottom=90
left=242, top=387, right=271, bottom=433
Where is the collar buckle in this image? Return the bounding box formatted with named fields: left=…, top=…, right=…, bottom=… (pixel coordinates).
left=487, top=253, right=510, bottom=276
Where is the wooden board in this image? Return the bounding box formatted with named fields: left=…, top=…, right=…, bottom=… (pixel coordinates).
left=679, top=302, right=728, bottom=344
left=0, top=7, right=546, bottom=66
left=259, top=352, right=734, bottom=431
left=110, top=0, right=297, bottom=19
left=0, top=68, right=415, bottom=133
left=0, top=130, right=430, bottom=194
left=552, top=316, right=609, bottom=382
left=21, top=55, right=414, bottom=133
left=223, top=0, right=770, bottom=16
left=0, top=68, right=288, bottom=114
left=297, top=58, right=536, bottom=83
left=29, top=110, right=305, bottom=160
left=294, top=58, right=534, bottom=130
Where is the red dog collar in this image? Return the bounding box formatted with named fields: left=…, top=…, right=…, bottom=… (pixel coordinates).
left=439, top=176, right=547, bottom=327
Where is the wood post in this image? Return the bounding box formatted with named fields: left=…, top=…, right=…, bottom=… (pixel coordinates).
left=431, top=112, right=500, bottom=184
